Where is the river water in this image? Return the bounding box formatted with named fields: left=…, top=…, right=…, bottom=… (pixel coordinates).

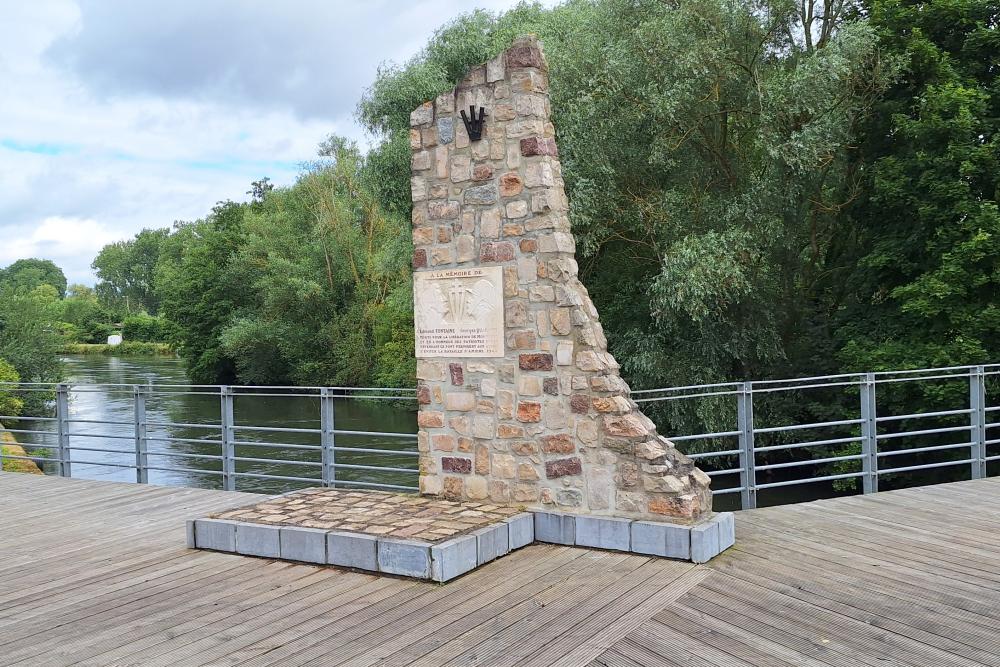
left=11, top=355, right=419, bottom=494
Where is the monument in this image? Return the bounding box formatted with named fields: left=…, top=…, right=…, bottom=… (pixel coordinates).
left=411, top=36, right=717, bottom=527
left=188, top=36, right=731, bottom=577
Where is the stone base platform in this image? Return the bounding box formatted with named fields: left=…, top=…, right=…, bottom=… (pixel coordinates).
left=187, top=488, right=734, bottom=582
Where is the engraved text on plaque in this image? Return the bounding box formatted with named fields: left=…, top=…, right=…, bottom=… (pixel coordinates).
left=414, top=267, right=504, bottom=358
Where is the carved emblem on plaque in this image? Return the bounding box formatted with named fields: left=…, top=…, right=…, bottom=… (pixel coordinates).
left=414, top=267, right=504, bottom=358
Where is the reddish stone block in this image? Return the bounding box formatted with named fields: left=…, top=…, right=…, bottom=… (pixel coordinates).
left=520, top=137, right=558, bottom=157
left=519, top=353, right=553, bottom=371
left=545, top=457, right=582, bottom=479
left=506, top=44, right=547, bottom=70
left=441, top=457, right=473, bottom=474
left=541, top=434, right=575, bottom=454
left=480, top=242, right=516, bottom=263
left=516, top=401, right=542, bottom=423
left=499, top=172, right=524, bottom=197
left=417, top=411, right=445, bottom=428
left=449, top=363, right=464, bottom=386
left=416, top=384, right=431, bottom=405
left=570, top=394, right=590, bottom=414
left=648, top=493, right=702, bottom=520
left=543, top=377, right=559, bottom=395
left=472, top=164, right=494, bottom=181
left=412, top=249, right=427, bottom=269
left=519, top=238, right=537, bottom=253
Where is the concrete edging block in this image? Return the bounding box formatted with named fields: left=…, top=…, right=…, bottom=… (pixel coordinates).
left=185, top=520, right=196, bottom=549
left=194, top=518, right=238, bottom=552
left=506, top=513, right=534, bottom=550
left=473, top=522, right=510, bottom=565
left=630, top=520, right=691, bottom=560
left=575, top=516, right=631, bottom=552
left=279, top=526, right=327, bottom=564
left=327, top=531, right=378, bottom=571
left=690, top=517, right=721, bottom=564
left=717, top=512, right=736, bottom=551
left=533, top=511, right=575, bottom=545
left=235, top=523, right=281, bottom=558
left=378, top=538, right=432, bottom=578
left=431, top=534, right=478, bottom=582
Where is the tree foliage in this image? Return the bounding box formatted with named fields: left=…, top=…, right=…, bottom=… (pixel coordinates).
left=0, top=258, right=67, bottom=298
left=93, top=228, right=169, bottom=315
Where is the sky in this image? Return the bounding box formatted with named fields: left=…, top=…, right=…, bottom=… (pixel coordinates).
left=0, top=0, right=538, bottom=286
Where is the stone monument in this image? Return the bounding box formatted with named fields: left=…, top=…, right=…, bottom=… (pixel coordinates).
left=411, top=36, right=713, bottom=525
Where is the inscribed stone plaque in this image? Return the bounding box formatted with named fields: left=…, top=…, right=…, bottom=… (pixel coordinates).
left=414, top=267, right=504, bottom=358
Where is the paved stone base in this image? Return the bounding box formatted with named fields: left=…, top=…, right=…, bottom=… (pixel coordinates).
left=188, top=488, right=735, bottom=581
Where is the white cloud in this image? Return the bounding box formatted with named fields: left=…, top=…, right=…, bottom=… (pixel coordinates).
left=0, top=0, right=542, bottom=286
left=0, top=217, right=118, bottom=279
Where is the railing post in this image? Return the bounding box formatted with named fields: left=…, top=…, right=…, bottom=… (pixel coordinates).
left=320, top=387, right=336, bottom=487
left=860, top=372, right=878, bottom=494
left=220, top=385, right=236, bottom=491
left=737, top=381, right=757, bottom=510
left=56, top=383, right=71, bottom=478
left=970, top=365, right=986, bottom=480
left=134, top=385, right=148, bottom=484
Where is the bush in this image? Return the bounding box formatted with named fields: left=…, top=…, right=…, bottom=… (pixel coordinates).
left=123, top=313, right=178, bottom=343
left=0, top=358, right=23, bottom=419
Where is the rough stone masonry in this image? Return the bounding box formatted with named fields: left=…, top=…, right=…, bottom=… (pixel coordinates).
left=410, top=36, right=713, bottom=524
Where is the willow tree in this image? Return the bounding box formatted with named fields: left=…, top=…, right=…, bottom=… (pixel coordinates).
left=359, top=0, right=892, bottom=431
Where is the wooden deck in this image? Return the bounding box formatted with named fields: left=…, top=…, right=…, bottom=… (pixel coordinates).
left=2, top=472, right=999, bottom=667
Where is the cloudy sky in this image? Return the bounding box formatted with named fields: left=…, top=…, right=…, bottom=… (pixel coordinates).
left=0, top=0, right=536, bottom=285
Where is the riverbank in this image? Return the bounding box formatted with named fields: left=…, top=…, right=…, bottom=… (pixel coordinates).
left=61, top=342, right=175, bottom=356
left=0, top=424, right=43, bottom=474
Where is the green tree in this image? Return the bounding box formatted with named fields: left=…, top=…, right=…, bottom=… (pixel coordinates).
left=155, top=204, right=252, bottom=384
left=0, top=258, right=67, bottom=297
left=0, top=358, right=23, bottom=419
left=359, top=0, right=892, bottom=432
left=220, top=141, right=414, bottom=387
left=93, top=228, right=170, bottom=315
left=839, top=0, right=1000, bottom=372
left=0, top=284, right=63, bottom=413
left=59, top=284, right=113, bottom=343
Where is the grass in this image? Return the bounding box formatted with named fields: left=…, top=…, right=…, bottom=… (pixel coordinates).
left=60, top=342, right=175, bottom=356
left=1, top=427, right=44, bottom=474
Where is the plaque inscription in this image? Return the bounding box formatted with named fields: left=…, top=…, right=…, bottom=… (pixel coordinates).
left=414, top=267, right=504, bottom=358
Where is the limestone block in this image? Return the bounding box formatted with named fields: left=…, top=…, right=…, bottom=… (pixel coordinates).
left=690, top=518, right=721, bottom=564
left=235, top=523, right=281, bottom=558
left=718, top=511, right=736, bottom=551
left=378, top=538, right=432, bottom=578
left=194, top=518, right=237, bottom=552
left=506, top=512, right=535, bottom=550
left=533, top=511, right=575, bottom=545
left=473, top=522, right=510, bottom=565
left=279, top=526, right=327, bottom=564
left=631, top=520, right=691, bottom=560
left=326, top=531, right=378, bottom=571
left=431, top=534, right=479, bottom=582
left=575, top=516, right=631, bottom=552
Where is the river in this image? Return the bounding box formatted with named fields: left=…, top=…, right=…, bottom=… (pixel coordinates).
left=10, top=354, right=419, bottom=494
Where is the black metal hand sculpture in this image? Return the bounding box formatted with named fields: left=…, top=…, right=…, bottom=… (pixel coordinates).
left=460, top=106, right=487, bottom=142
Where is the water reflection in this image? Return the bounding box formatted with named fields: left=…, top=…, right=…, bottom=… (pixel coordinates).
left=13, top=355, right=418, bottom=494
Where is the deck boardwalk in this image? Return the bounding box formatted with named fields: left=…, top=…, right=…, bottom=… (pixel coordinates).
left=1, top=472, right=999, bottom=666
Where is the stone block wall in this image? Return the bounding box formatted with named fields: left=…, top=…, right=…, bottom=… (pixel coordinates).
left=411, top=36, right=712, bottom=524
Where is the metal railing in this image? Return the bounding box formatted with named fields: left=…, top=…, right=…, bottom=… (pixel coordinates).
left=636, top=364, right=1000, bottom=509
left=0, top=383, right=419, bottom=493
left=1, top=363, right=997, bottom=508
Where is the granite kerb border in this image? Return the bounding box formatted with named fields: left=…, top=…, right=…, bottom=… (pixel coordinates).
left=187, top=509, right=734, bottom=581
